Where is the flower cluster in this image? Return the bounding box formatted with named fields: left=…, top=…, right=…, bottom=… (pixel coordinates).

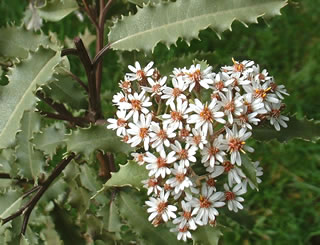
left=107, top=59, right=288, bottom=241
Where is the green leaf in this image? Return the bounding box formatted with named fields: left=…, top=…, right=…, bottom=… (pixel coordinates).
left=0, top=47, right=62, bottom=149
left=93, top=160, right=148, bottom=199
left=109, top=0, right=287, bottom=52
left=128, top=0, right=161, bottom=7
left=32, top=122, right=66, bottom=158
left=192, top=225, right=223, bottom=245
left=0, top=26, right=54, bottom=59
left=0, top=189, right=23, bottom=219
left=15, top=111, right=45, bottom=183
left=38, top=0, right=78, bottom=22
left=42, top=73, right=87, bottom=110
left=241, top=154, right=258, bottom=190
left=20, top=235, right=30, bottom=245
left=65, top=125, right=132, bottom=157
left=253, top=116, right=320, bottom=143
left=117, top=188, right=184, bottom=245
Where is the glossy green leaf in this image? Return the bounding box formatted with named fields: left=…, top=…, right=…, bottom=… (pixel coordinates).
left=15, top=111, right=45, bottom=183
left=109, top=0, right=287, bottom=52
left=0, top=26, right=53, bottom=59
left=0, top=47, right=62, bottom=149
left=192, top=225, right=223, bottom=245
left=117, top=188, right=184, bottom=245
left=32, top=122, right=66, bottom=158
left=65, top=125, right=132, bottom=157
left=253, top=116, right=320, bottom=143
left=38, top=0, right=78, bottom=22
left=241, top=154, right=258, bottom=190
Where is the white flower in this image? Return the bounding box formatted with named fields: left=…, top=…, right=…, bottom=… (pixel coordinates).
left=119, top=90, right=152, bottom=122
left=142, top=177, right=162, bottom=195
left=190, top=184, right=225, bottom=225
left=149, top=122, right=176, bottom=152
left=252, top=64, right=272, bottom=82
left=170, top=225, right=192, bottom=242
left=267, top=103, right=289, bottom=131
left=186, top=128, right=207, bottom=150
left=223, top=183, right=246, bottom=212
left=127, top=113, right=152, bottom=150
left=219, top=91, right=243, bottom=124
left=186, top=64, right=214, bottom=91
left=222, top=58, right=254, bottom=75
left=145, top=150, right=176, bottom=178
left=118, top=76, right=132, bottom=93
left=223, top=125, right=254, bottom=166
left=201, top=135, right=227, bottom=168
left=107, top=110, right=131, bottom=136
left=146, top=190, right=177, bottom=222
left=127, top=61, right=154, bottom=81
left=243, top=93, right=267, bottom=115
left=131, top=152, right=146, bottom=165
left=161, top=76, right=188, bottom=106
left=234, top=107, right=260, bottom=130
left=163, top=98, right=189, bottom=130
left=211, top=72, right=229, bottom=93
left=170, top=140, right=197, bottom=168
left=172, top=200, right=197, bottom=230
left=221, top=160, right=246, bottom=187
left=267, top=80, right=289, bottom=100
left=142, top=76, right=167, bottom=96
left=187, top=99, right=225, bottom=136
left=166, top=163, right=193, bottom=194
left=112, top=91, right=127, bottom=106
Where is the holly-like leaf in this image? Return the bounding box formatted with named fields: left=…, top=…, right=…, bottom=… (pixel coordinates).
left=0, top=188, right=23, bottom=220
left=37, top=0, right=78, bottom=22
left=117, top=188, right=184, bottom=245
left=65, top=125, right=132, bottom=157
left=42, top=73, right=87, bottom=110
left=32, top=122, right=66, bottom=158
left=109, top=0, right=287, bottom=52
left=128, top=0, right=162, bottom=7
left=15, top=111, right=45, bottom=183
left=0, top=47, right=62, bottom=149
left=253, top=116, right=320, bottom=143
left=241, top=154, right=258, bottom=190
left=192, top=225, right=223, bottom=245
left=93, top=160, right=148, bottom=199
left=0, top=26, right=54, bottom=59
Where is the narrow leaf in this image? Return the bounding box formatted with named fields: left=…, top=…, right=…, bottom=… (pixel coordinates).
left=32, top=122, right=66, bottom=158
left=15, top=111, right=45, bottom=182
left=0, top=188, right=22, bottom=219
left=0, top=47, right=62, bottom=149
left=117, top=188, right=184, bottom=245
left=109, top=0, right=287, bottom=52
left=192, top=225, right=223, bottom=245
left=253, top=116, right=320, bottom=143
left=241, top=154, right=258, bottom=190
left=65, top=125, right=132, bottom=157
left=38, top=0, right=78, bottom=22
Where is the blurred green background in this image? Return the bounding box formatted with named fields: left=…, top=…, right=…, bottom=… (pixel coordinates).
left=1, top=0, right=319, bottom=244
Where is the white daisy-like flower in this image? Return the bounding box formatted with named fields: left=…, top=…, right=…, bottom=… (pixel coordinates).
left=146, top=190, right=177, bottom=222
left=118, top=76, right=132, bottom=93
left=119, top=90, right=152, bottom=122
left=161, top=76, right=188, bottom=106
left=190, top=184, right=225, bottom=225
left=149, top=122, right=176, bottom=152
left=166, top=163, right=193, bottom=194
left=187, top=98, right=225, bottom=136
left=142, top=177, right=162, bottom=195
left=224, top=72, right=251, bottom=91
left=170, top=225, right=192, bottom=242
left=145, top=150, right=177, bottom=178
left=211, top=72, right=229, bottom=93
left=131, top=152, right=146, bottom=165
left=221, top=160, right=246, bottom=187
left=243, top=93, right=267, bottom=115
left=234, top=107, right=260, bottom=130
left=127, top=113, right=152, bottom=150
left=171, top=67, right=188, bottom=78
left=142, top=76, right=167, bottom=96
left=251, top=64, right=272, bottom=83
left=267, top=103, right=289, bottom=131
left=222, top=58, right=254, bottom=75
left=107, top=110, right=131, bottom=136
left=219, top=90, right=243, bottom=124
left=173, top=200, right=197, bottom=230
left=204, top=165, right=225, bottom=191
left=242, top=161, right=263, bottom=190
left=178, top=125, right=191, bottom=140
left=223, top=183, right=246, bottom=212
left=170, top=140, right=197, bottom=168
left=267, top=80, right=289, bottom=100
left=127, top=61, right=154, bottom=81
left=223, top=125, right=254, bottom=166
left=186, top=128, right=207, bottom=150
left=112, top=91, right=127, bottom=106
left=201, top=135, right=227, bottom=168
left=163, top=98, right=189, bottom=130
left=185, top=64, right=214, bottom=92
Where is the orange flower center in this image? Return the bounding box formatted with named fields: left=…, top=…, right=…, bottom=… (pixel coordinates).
left=208, top=146, right=219, bottom=156
left=117, top=118, right=127, bottom=127
left=228, top=138, right=245, bottom=152
left=179, top=226, right=189, bottom=233
left=139, top=128, right=148, bottom=138
left=225, top=191, right=235, bottom=201
left=190, top=69, right=202, bottom=83
left=206, top=178, right=216, bottom=187
left=121, top=81, right=131, bottom=89
left=136, top=70, right=145, bottom=80
left=200, top=106, right=213, bottom=121
left=183, top=211, right=192, bottom=220
left=224, top=101, right=235, bottom=112
left=148, top=178, right=158, bottom=187
left=157, top=130, right=167, bottom=139
left=223, top=161, right=234, bottom=172
left=171, top=111, right=183, bottom=121
left=178, top=149, right=188, bottom=160
left=193, top=135, right=201, bottom=145
left=215, top=81, right=225, bottom=91
left=199, top=195, right=212, bottom=208
left=175, top=172, right=185, bottom=183
left=131, top=99, right=141, bottom=111
left=271, top=109, right=281, bottom=118
left=172, top=88, right=182, bottom=97
left=122, top=135, right=129, bottom=142
left=157, top=201, right=168, bottom=213
left=137, top=154, right=144, bottom=162
left=180, top=128, right=190, bottom=138
left=152, top=84, right=161, bottom=93
left=156, top=157, right=167, bottom=168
